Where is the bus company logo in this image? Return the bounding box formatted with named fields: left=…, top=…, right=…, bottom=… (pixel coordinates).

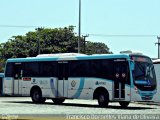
left=95, top=81, right=106, bottom=85
left=31, top=79, right=37, bottom=84
left=33, top=79, right=36, bottom=83
left=71, top=80, right=76, bottom=87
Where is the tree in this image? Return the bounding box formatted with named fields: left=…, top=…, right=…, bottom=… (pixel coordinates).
left=81, top=41, right=112, bottom=55
left=0, top=26, right=112, bottom=59
left=0, top=26, right=113, bottom=72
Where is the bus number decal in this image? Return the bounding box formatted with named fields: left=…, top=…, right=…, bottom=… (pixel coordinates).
left=23, top=77, right=31, bottom=81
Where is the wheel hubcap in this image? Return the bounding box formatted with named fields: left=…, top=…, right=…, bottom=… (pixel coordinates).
left=99, top=95, right=105, bottom=103
left=33, top=92, right=39, bottom=100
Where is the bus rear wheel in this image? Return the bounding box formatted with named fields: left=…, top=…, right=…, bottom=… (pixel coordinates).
left=97, top=91, right=109, bottom=107
left=52, top=98, right=65, bottom=104
left=31, top=88, right=46, bottom=103
left=119, top=101, right=130, bottom=108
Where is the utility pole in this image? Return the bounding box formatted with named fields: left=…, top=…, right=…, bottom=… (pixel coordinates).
left=36, top=27, right=43, bottom=55
left=78, top=0, right=81, bottom=53
left=155, top=36, right=160, bottom=59
left=82, top=34, right=89, bottom=53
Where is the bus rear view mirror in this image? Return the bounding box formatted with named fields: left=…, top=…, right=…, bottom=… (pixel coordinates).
left=130, top=60, right=135, bottom=71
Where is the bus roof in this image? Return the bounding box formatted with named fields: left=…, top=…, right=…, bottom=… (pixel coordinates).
left=6, top=53, right=150, bottom=63
left=7, top=53, right=131, bottom=62
left=36, top=53, right=87, bottom=57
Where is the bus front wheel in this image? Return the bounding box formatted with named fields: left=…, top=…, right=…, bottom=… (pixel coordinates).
left=98, top=91, right=109, bottom=107
left=31, top=88, right=46, bottom=103
left=52, top=98, right=65, bottom=104
left=119, top=101, right=130, bottom=108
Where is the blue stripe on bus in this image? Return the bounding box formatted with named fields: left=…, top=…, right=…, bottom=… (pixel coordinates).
left=71, top=78, right=85, bottom=98
left=135, top=80, right=148, bottom=84
left=50, top=78, right=62, bottom=97
left=50, top=78, right=56, bottom=96
left=7, top=57, right=58, bottom=62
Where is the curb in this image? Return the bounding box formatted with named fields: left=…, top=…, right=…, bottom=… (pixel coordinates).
left=135, top=102, right=160, bottom=106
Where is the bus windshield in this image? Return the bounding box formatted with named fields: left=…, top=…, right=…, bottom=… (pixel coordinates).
left=131, top=55, right=156, bottom=91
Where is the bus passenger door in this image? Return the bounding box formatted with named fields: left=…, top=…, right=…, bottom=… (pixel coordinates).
left=113, top=60, right=128, bottom=99
left=57, top=61, right=68, bottom=97
left=13, top=63, right=23, bottom=96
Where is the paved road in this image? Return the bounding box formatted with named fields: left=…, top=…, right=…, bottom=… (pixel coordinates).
left=0, top=97, right=160, bottom=119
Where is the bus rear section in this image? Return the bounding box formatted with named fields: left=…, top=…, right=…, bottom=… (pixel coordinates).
left=3, top=60, right=58, bottom=97
left=3, top=62, right=22, bottom=96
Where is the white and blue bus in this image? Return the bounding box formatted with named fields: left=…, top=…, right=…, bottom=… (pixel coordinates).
left=3, top=52, right=157, bottom=108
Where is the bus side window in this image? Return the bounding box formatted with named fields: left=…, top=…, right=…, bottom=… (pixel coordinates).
left=23, top=62, right=39, bottom=77
left=13, top=63, right=22, bottom=79
left=39, top=61, right=57, bottom=77
left=5, top=62, right=14, bottom=77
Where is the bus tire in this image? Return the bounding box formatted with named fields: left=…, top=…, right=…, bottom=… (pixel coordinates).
left=119, top=101, right=130, bottom=108
left=52, top=98, right=65, bottom=104
left=97, top=91, right=109, bottom=107
left=31, top=88, right=46, bottom=103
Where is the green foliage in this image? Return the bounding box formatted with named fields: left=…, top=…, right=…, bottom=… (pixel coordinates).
left=0, top=26, right=112, bottom=72
left=0, top=26, right=80, bottom=58
left=82, top=41, right=112, bottom=55
left=0, top=26, right=112, bottom=59
left=0, top=58, right=5, bottom=72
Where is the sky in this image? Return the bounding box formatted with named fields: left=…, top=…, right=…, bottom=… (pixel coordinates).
left=0, top=0, right=160, bottom=58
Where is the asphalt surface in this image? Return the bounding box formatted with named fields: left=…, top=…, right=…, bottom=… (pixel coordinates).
left=0, top=97, right=160, bottom=120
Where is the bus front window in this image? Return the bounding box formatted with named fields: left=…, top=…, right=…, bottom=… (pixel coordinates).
left=131, top=56, right=156, bottom=91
